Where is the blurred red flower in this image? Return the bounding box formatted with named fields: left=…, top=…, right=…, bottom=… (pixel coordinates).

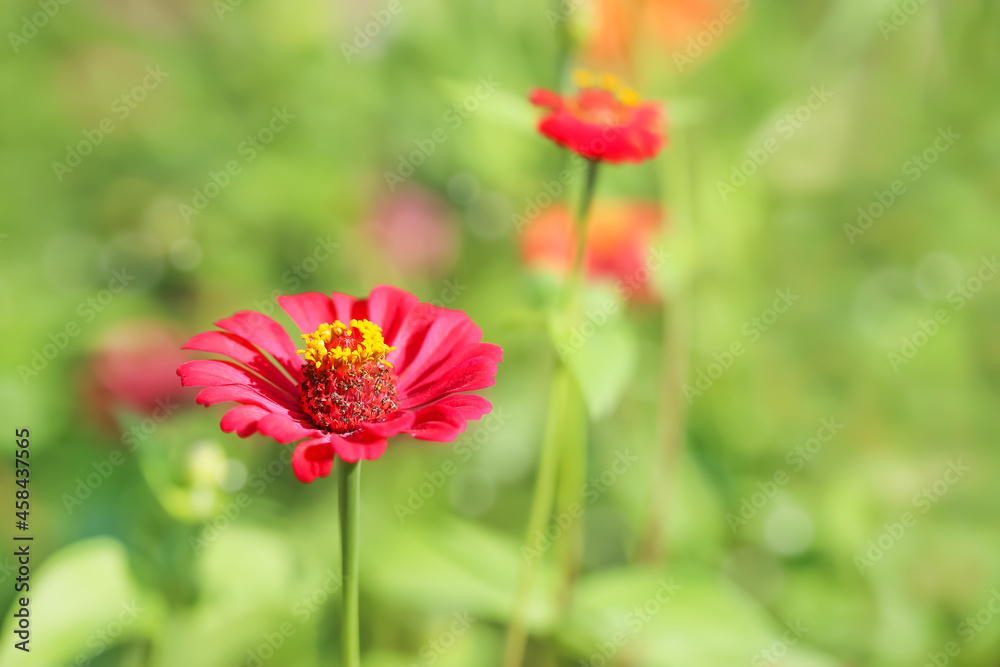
left=178, top=286, right=501, bottom=482
left=520, top=201, right=664, bottom=301
left=81, top=320, right=196, bottom=430
left=530, top=70, right=664, bottom=164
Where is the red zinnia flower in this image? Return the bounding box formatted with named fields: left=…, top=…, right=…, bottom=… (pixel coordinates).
left=521, top=201, right=663, bottom=301
left=177, top=286, right=502, bottom=483
left=529, top=70, right=664, bottom=163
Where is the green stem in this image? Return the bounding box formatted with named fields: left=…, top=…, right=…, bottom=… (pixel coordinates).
left=553, top=158, right=598, bottom=590
left=554, top=408, right=585, bottom=607
left=339, top=459, right=361, bottom=667
left=569, top=159, right=600, bottom=291
left=504, top=160, right=599, bottom=664
left=502, top=367, right=575, bottom=667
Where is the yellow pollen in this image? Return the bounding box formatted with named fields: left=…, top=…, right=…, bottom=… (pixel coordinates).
left=619, top=88, right=640, bottom=106
left=572, top=68, right=593, bottom=88
left=297, top=319, right=396, bottom=371
left=572, top=68, right=642, bottom=106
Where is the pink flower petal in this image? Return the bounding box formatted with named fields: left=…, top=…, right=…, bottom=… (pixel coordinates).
left=194, top=384, right=301, bottom=414
left=215, top=311, right=302, bottom=378
left=277, top=293, right=336, bottom=334
left=530, top=88, right=565, bottom=110
left=220, top=405, right=270, bottom=438
left=384, top=301, right=445, bottom=374
left=395, top=310, right=478, bottom=390
left=331, top=437, right=388, bottom=463
left=365, top=285, right=419, bottom=348
left=432, top=394, right=493, bottom=420
left=257, top=413, right=323, bottom=444
left=398, top=342, right=502, bottom=400
left=178, top=360, right=297, bottom=405
left=399, top=356, right=499, bottom=409
left=331, top=292, right=363, bottom=323
left=404, top=403, right=467, bottom=442
left=354, top=410, right=416, bottom=440
left=292, top=437, right=335, bottom=483
left=184, top=331, right=298, bottom=393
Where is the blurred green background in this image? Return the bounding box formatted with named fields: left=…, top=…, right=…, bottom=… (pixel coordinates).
left=2, top=0, right=1000, bottom=665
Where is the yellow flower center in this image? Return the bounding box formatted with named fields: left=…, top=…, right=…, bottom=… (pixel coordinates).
left=297, top=319, right=396, bottom=372
left=572, top=68, right=641, bottom=106
left=296, top=319, right=400, bottom=434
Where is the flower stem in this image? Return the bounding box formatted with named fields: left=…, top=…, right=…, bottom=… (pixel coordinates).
left=338, top=459, right=361, bottom=667
left=552, top=157, right=598, bottom=597
left=505, top=157, right=599, bottom=666
left=503, top=366, right=579, bottom=667
left=567, top=158, right=600, bottom=300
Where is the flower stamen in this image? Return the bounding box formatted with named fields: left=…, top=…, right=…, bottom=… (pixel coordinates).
left=296, top=319, right=398, bottom=434
left=572, top=68, right=641, bottom=106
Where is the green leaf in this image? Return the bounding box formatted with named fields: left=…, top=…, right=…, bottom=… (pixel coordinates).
left=551, top=290, right=639, bottom=420
left=0, top=537, right=161, bottom=667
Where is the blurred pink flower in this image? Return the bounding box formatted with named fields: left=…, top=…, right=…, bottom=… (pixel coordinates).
left=365, top=186, right=459, bottom=279
left=81, top=320, right=196, bottom=430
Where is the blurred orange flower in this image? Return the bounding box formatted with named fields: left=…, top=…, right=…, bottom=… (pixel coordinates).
left=584, top=0, right=741, bottom=71
left=520, top=201, right=665, bottom=301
